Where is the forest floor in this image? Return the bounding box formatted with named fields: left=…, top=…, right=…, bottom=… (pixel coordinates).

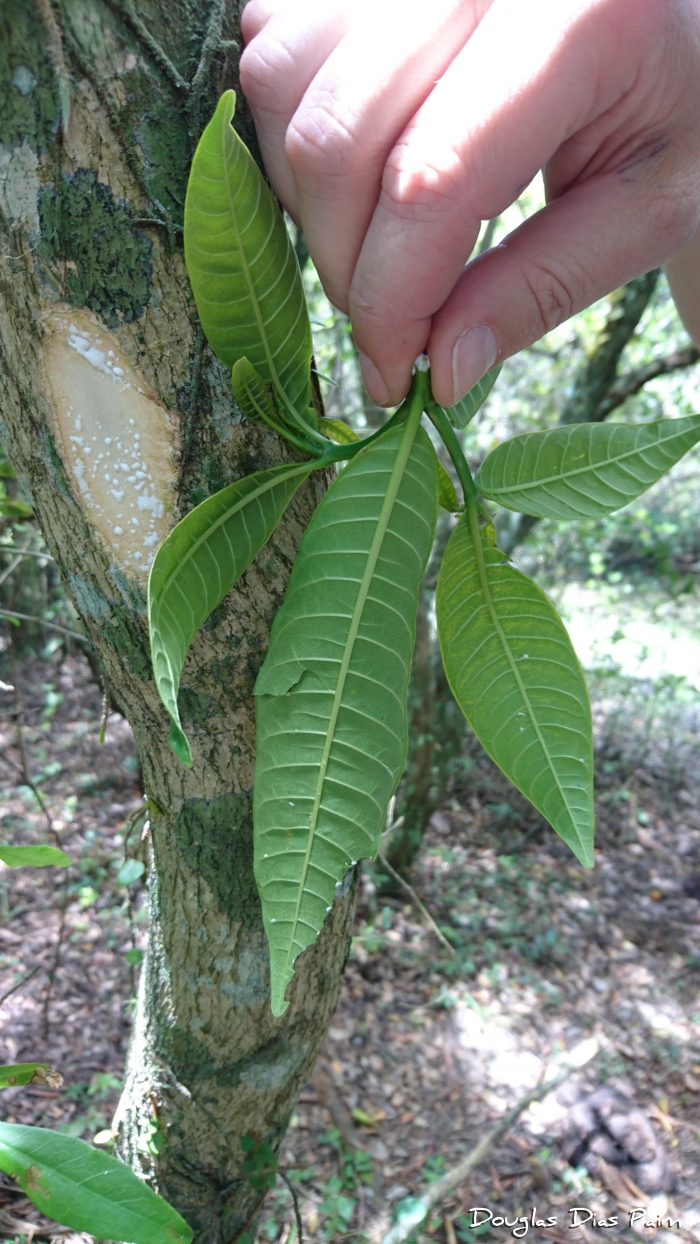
left=1, top=650, right=700, bottom=1244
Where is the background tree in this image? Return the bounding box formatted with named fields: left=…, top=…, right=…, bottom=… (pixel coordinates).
left=0, top=3, right=356, bottom=1238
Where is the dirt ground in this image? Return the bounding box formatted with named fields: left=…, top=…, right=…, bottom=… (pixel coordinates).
left=1, top=649, right=699, bottom=1244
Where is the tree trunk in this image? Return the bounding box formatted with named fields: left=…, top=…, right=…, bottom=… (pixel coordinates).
left=0, top=4, right=356, bottom=1237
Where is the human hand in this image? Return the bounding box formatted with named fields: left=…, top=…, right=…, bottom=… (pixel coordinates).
left=241, top=0, right=700, bottom=408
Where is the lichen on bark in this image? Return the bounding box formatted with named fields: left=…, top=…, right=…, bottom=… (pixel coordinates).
left=0, top=3, right=354, bottom=1237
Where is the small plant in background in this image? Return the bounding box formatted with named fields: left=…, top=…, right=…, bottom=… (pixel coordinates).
left=0, top=849, right=191, bottom=1241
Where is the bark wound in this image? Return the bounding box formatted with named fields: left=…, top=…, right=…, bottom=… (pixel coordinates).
left=44, top=309, right=178, bottom=577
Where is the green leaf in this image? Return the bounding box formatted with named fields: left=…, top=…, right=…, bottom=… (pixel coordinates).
left=436, top=460, right=461, bottom=512
left=0, top=845, right=70, bottom=867
left=0, top=1124, right=192, bottom=1244
left=116, top=858, right=145, bottom=886
left=148, top=460, right=316, bottom=766
left=436, top=514, right=594, bottom=866
left=254, top=417, right=438, bottom=1015
left=0, top=462, right=16, bottom=479
left=318, top=418, right=361, bottom=445
left=185, top=90, right=312, bottom=418
left=0, top=499, right=33, bottom=518
left=476, top=415, right=700, bottom=519
left=231, top=357, right=283, bottom=430
left=446, top=365, right=501, bottom=429
left=0, top=1064, right=51, bottom=1089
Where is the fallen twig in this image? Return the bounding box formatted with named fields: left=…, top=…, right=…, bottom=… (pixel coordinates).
left=0, top=963, right=43, bottom=1008
left=312, top=1066, right=364, bottom=1151
left=278, top=1169, right=304, bottom=1244
left=0, top=609, right=88, bottom=645
left=378, top=1036, right=606, bottom=1244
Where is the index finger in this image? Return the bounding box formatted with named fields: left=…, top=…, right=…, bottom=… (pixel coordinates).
left=348, top=0, right=653, bottom=402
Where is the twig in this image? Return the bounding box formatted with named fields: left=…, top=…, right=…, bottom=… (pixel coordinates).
left=312, top=1066, right=364, bottom=1151
left=0, top=554, right=23, bottom=589
left=9, top=647, right=59, bottom=846
left=378, top=1037, right=606, bottom=1244
left=596, top=344, right=700, bottom=421
left=41, top=899, right=67, bottom=1042
left=0, top=963, right=43, bottom=1008
left=378, top=853, right=457, bottom=959
left=103, top=0, right=189, bottom=93
left=0, top=608, right=88, bottom=644
left=0, top=546, right=55, bottom=563
left=278, top=1169, right=304, bottom=1244
left=99, top=684, right=111, bottom=744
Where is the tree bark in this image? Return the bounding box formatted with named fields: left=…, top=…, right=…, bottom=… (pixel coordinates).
left=0, top=4, right=356, bottom=1238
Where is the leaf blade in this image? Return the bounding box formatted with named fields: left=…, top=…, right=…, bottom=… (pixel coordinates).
left=254, top=421, right=438, bottom=1014
left=185, top=91, right=312, bottom=416
left=0, top=1124, right=192, bottom=1244
left=476, top=416, right=700, bottom=518
left=148, top=461, right=315, bottom=765
left=446, top=365, right=501, bottom=429
left=0, top=846, right=70, bottom=867
left=0, top=1064, right=53, bottom=1089
left=318, top=418, right=361, bottom=445
left=436, top=515, right=594, bottom=866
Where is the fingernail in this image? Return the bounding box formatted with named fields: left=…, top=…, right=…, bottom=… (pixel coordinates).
left=452, top=326, right=498, bottom=405
left=358, top=352, right=391, bottom=407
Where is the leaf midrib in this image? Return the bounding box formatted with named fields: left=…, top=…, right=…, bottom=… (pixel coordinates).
left=281, top=411, right=422, bottom=983
left=221, top=117, right=300, bottom=424
left=481, top=420, right=697, bottom=497
left=464, top=507, right=587, bottom=856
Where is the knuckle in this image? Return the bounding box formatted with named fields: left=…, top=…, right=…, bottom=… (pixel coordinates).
left=520, top=256, right=577, bottom=336
left=380, top=149, right=463, bottom=224
left=285, top=101, right=362, bottom=182
left=239, top=43, right=294, bottom=113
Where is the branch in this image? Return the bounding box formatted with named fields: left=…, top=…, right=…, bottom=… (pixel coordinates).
left=595, top=344, right=700, bottom=422
left=559, top=271, right=660, bottom=426
left=0, top=608, right=89, bottom=645
left=0, top=546, right=55, bottom=562
left=378, top=1037, right=606, bottom=1244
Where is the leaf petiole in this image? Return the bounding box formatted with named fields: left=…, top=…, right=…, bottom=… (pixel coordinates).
left=426, top=397, right=479, bottom=509
left=306, top=394, right=413, bottom=467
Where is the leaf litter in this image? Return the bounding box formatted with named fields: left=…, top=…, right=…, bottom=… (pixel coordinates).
left=0, top=650, right=699, bottom=1242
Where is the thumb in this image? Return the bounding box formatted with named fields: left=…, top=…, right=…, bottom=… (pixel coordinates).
left=428, top=167, right=699, bottom=408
